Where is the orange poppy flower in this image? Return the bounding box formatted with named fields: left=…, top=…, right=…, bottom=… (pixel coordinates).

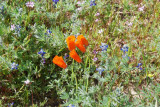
left=53, top=55, right=67, bottom=69
left=75, top=40, right=86, bottom=53
left=66, top=35, right=76, bottom=51
left=69, top=49, right=82, bottom=63
left=77, top=35, right=89, bottom=46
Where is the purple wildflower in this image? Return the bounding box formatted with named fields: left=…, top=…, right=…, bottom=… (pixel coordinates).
left=90, top=0, right=96, bottom=6
left=41, top=58, right=46, bottom=64
left=52, top=0, right=59, bottom=4
left=64, top=53, right=69, bottom=59
left=136, top=63, right=142, bottom=70
left=93, top=50, right=98, bottom=54
left=92, top=56, right=98, bottom=62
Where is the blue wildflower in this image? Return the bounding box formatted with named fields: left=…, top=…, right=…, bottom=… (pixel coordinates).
left=8, top=102, right=14, bottom=107
left=121, top=45, right=129, bottom=53
left=122, top=53, right=130, bottom=59
left=100, top=43, right=108, bottom=51
left=52, top=0, right=59, bottom=4
left=38, top=49, right=46, bottom=57
left=121, top=45, right=130, bottom=59
left=90, top=0, right=96, bottom=6
left=14, top=25, right=21, bottom=34
left=11, top=62, right=18, bottom=70
left=75, top=34, right=78, bottom=38
left=64, top=53, right=69, bottom=59
left=45, top=29, right=52, bottom=35
left=47, top=29, right=52, bottom=34
left=67, top=104, right=75, bottom=107
left=136, top=63, right=142, bottom=70
left=96, top=67, right=104, bottom=75
left=0, top=6, right=4, bottom=14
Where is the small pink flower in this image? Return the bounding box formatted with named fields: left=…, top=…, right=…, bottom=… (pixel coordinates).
left=26, top=2, right=34, bottom=8
left=95, top=12, right=100, bottom=16
left=11, top=24, right=15, bottom=31
left=127, top=22, right=133, bottom=26
left=95, top=19, right=99, bottom=22
left=77, top=1, right=85, bottom=5
left=92, top=56, right=98, bottom=62
left=98, top=29, right=103, bottom=34
left=77, top=1, right=81, bottom=5
left=77, top=7, right=82, bottom=11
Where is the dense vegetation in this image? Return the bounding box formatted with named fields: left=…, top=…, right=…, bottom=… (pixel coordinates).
left=0, top=0, right=159, bottom=106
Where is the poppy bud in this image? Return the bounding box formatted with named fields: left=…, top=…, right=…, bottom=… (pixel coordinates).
left=69, top=50, right=82, bottom=63
left=53, top=55, right=67, bottom=69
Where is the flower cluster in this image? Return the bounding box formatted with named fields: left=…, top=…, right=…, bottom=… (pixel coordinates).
left=53, top=35, right=89, bottom=69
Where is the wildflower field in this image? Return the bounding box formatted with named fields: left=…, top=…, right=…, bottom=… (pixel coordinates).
left=0, top=0, right=160, bottom=106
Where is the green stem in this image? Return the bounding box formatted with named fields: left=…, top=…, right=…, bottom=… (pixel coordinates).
left=14, top=85, right=25, bottom=97
left=72, top=60, right=78, bottom=92
left=86, top=57, right=90, bottom=92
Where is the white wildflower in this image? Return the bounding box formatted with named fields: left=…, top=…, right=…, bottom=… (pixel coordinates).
left=24, top=79, right=31, bottom=85
left=26, top=2, right=34, bottom=8
left=138, top=6, right=144, bottom=12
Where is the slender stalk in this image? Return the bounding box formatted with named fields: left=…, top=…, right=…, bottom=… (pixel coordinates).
left=72, top=59, right=78, bottom=92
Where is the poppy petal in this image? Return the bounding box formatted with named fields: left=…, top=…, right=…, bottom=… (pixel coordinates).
left=75, top=40, right=86, bottom=53
left=66, top=36, right=76, bottom=51
left=77, top=35, right=89, bottom=46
